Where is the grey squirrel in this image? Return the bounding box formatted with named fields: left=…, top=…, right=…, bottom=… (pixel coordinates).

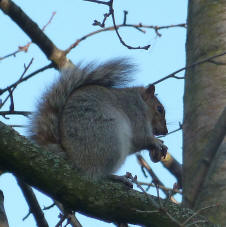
left=30, top=59, right=168, bottom=179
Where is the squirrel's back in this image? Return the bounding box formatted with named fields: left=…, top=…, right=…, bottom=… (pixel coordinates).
left=29, top=58, right=134, bottom=148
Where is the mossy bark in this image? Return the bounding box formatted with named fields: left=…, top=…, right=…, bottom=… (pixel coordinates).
left=183, top=0, right=226, bottom=224
left=0, top=121, right=215, bottom=226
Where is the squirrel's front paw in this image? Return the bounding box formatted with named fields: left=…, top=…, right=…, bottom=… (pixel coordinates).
left=148, top=138, right=168, bottom=163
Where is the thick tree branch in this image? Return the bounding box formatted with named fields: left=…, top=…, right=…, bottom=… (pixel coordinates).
left=0, top=121, right=215, bottom=226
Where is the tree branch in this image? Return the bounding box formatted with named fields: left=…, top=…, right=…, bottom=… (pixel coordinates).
left=0, top=121, right=215, bottom=226
left=136, top=154, right=170, bottom=197
left=161, top=153, right=182, bottom=189
left=0, top=63, right=53, bottom=96
left=0, top=12, right=56, bottom=61
left=17, top=178, right=49, bottom=227
left=0, top=0, right=71, bottom=68
left=0, top=190, right=9, bottom=227
left=65, top=23, right=185, bottom=54
left=0, top=111, right=32, bottom=117
left=153, top=51, right=226, bottom=85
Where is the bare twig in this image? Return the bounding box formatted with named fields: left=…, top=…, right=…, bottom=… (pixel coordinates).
left=42, top=12, right=56, bottom=32
left=158, top=123, right=183, bottom=138
left=136, top=154, right=169, bottom=196
left=65, top=23, right=185, bottom=54
left=93, top=11, right=111, bottom=27
left=0, top=0, right=69, bottom=68
left=17, top=178, right=49, bottom=227
left=0, top=63, right=53, bottom=96
left=9, top=125, right=26, bottom=128
left=0, top=58, right=34, bottom=109
left=0, top=111, right=32, bottom=117
left=127, top=173, right=182, bottom=226
left=182, top=204, right=218, bottom=226
left=138, top=181, right=182, bottom=195
left=126, top=173, right=160, bottom=208
left=54, top=200, right=82, bottom=227
left=85, top=0, right=156, bottom=50
left=110, top=0, right=150, bottom=50
left=84, top=0, right=186, bottom=50
left=55, top=213, right=66, bottom=227
left=43, top=203, right=55, bottom=211
left=136, top=154, right=180, bottom=204
left=0, top=11, right=56, bottom=61
left=84, top=0, right=110, bottom=6
left=22, top=211, right=31, bottom=221
left=153, top=51, right=226, bottom=85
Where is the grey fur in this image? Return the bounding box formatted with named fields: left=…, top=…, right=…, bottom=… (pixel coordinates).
left=29, top=58, right=168, bottom=178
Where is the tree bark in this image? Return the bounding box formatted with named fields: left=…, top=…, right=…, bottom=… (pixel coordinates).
left=0, top=121, right=215, bottom=227
left=183, top=0, right=226, bottom=224
left=0, top=191, right=9, bottom=227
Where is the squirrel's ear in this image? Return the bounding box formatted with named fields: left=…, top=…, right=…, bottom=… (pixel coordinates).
left=142, top=84, right=155, bottom=100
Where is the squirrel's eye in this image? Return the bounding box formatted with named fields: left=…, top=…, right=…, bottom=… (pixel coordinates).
left=157, top=106, right=163, bottom=114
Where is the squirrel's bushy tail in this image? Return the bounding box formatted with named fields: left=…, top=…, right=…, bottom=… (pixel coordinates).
left=29, top=58, right=135, bottom=145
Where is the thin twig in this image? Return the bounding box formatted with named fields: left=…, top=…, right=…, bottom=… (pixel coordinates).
left=84, top=0, right=110, bottom=6
left=42, top=12, right=56, bottom=32
left=83, top=1, right=185, bottom=51
left=153, top=51, right=226, bottom=85
left=126, top=173, right=160, bottom=208
left=138, top=181, right=182, bottom=195
left=158, top=123, right=183, bottom=138
left=22, top=211, right=31, bottom=221
left=136, top=154, right=169, bottom=197
left=0, top=12, right=56, bottom=61
left=9, top=125, right=26, bottom=128
left=0, top=111, right=32, bottom=117
left=0, top=63, right=53, bottom=96
left=65, top=23, right=185, bottom=54
left=182, top=204, right=218, bottom=226
left=110, top=0, right=150, bottom=50
left=127, top=173, right=182, bottom=226
left=17, top=178, right=49, bottom=227
left=55, top=214, right=66, bottom=227
left=0, top=1, right=68, bottom=68
left=43, top=203, right=55, bottom=211
left=0, top=59, right=34, bottom=109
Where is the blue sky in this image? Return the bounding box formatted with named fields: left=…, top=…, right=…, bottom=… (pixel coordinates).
left=0, top=0, right=187, bottom=226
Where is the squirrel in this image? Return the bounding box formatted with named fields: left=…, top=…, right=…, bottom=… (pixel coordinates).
left=29, top=58, right=168, bottom=179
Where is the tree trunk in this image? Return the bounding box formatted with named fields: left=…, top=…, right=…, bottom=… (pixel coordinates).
left=183, top=0, right=226, bottom=225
